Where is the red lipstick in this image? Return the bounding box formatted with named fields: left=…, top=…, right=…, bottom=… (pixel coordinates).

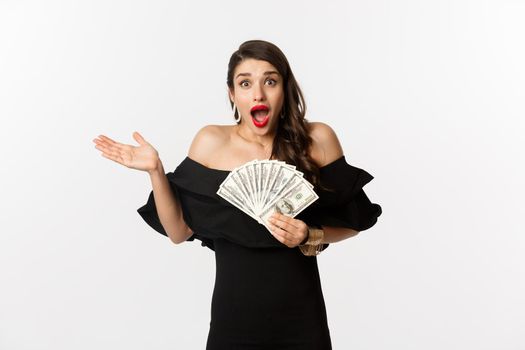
left=250, top=105, right=270, bottom=128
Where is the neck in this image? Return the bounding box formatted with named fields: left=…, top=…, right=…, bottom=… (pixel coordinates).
left=235, top=123, right=276, bottom=151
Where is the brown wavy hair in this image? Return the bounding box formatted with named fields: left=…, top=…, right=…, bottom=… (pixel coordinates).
left=226, top=39, right=329, bottom=191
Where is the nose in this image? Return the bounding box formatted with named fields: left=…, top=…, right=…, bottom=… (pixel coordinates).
left=252, top=82, right=266, bottom=101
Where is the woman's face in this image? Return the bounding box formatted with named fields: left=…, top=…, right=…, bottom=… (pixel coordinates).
left=229, top=58, right=284, bottom=133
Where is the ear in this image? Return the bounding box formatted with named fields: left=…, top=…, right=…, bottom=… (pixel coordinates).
left=227, top=87, right=235, bottom=103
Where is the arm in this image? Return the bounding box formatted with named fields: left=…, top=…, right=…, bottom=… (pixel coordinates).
left=268, top=121, right=362, bottom=247
left=268, top=214, right=360, bottom=247
left=149, top=125, right=224, bottom=244
left=93, top=132, right=193, bottom=244
left=148, top=159, right=193, bottom=244
left=320, top=225, right=359, bottom=243
left=310, top=122, right=361, bottom=241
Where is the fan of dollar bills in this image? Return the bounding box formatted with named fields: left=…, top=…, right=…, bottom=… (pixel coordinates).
left=216, top=159, right=319, bottom=232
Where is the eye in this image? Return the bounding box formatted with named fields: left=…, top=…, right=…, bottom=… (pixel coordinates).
left=240, top=80, right=250, bottom=87
left=266, top=78, right=277, bottom=86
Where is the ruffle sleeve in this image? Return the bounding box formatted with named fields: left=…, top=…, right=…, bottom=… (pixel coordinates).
left=296, top=155, right=382, bottom=234
left=137, top=157, right=291, bottom=251
left=136, top=174, right=215, bottom=250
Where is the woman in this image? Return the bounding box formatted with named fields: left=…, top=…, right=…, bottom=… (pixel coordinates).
left=93, top=39, right=382, bottom=349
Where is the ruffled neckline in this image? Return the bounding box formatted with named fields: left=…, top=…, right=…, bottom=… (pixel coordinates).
left=169, top=155, right=374, bottom=208
left=183, top=155, right=347, bottom=174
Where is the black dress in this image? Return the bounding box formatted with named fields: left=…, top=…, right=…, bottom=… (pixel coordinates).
left=137, top=155, right=382, bottom=349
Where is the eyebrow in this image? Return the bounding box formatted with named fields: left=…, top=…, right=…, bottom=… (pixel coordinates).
left=235, top=71, right=280, bottom=79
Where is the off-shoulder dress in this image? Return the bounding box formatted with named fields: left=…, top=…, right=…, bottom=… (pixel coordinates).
left=137, top=155, right=382, bottom=349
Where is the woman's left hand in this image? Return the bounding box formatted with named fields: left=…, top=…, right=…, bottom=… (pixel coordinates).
left=267, top=212, right=308, bottom=248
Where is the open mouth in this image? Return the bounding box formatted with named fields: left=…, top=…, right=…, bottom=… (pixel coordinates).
left=250, top=106, right=270, bottom=128
left=251, top=110, right=269, bottom=123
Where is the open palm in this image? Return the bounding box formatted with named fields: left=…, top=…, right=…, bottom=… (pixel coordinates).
left=93, top=131, right=160, bottom=172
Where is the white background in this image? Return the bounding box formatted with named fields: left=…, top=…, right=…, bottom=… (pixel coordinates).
left=1, top=0, right=524, bottom=349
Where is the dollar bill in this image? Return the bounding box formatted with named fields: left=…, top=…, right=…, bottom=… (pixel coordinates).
left=259, top=180, right=319, bottom=227
left=216, top=158, right=318, bottom=233
left=217, top=185, right=262, bottom=223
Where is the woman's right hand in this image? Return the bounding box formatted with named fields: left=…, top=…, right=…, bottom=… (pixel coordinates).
left=93, top=131, right=161, bottom=173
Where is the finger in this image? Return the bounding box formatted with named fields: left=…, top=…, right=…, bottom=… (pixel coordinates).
left=96, top=143, right=124, bottom=164
left=268, top=221, right=290, bottom=239
left=268, top=226, right=295, bottom=248
left=95, top=143, right=120, bottom=159
left=132, top=131, right=148, bottom=146
left=93, top=137, right=110, bottom=147
left=268, top=228, right=285, bottom=243
left=94, top=137, right=115, bottom=150
left=99, top=134, right=121, bottom=147
left=271, top=212, right=299, bottom=227
left=269, top=218, right=293, bottom=232
left=100, top=150, right=124, bottom=165
left=268, top=227, right=287, bottom=245
left=270, top=214, right=300, bottom=230
left=98, top=137, right=127, bottom=154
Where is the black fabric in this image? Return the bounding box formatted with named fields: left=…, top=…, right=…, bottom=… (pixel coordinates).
left=136, top=155, right=382, bottom=349
left=137, top=155, right=382, bottom=250
left=205, top=238, right=332, bottom=349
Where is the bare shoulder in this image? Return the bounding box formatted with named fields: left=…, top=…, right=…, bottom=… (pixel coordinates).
left=187, top=125, right=231, bottom=166
left=308, top=121, right=344, bottom=166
